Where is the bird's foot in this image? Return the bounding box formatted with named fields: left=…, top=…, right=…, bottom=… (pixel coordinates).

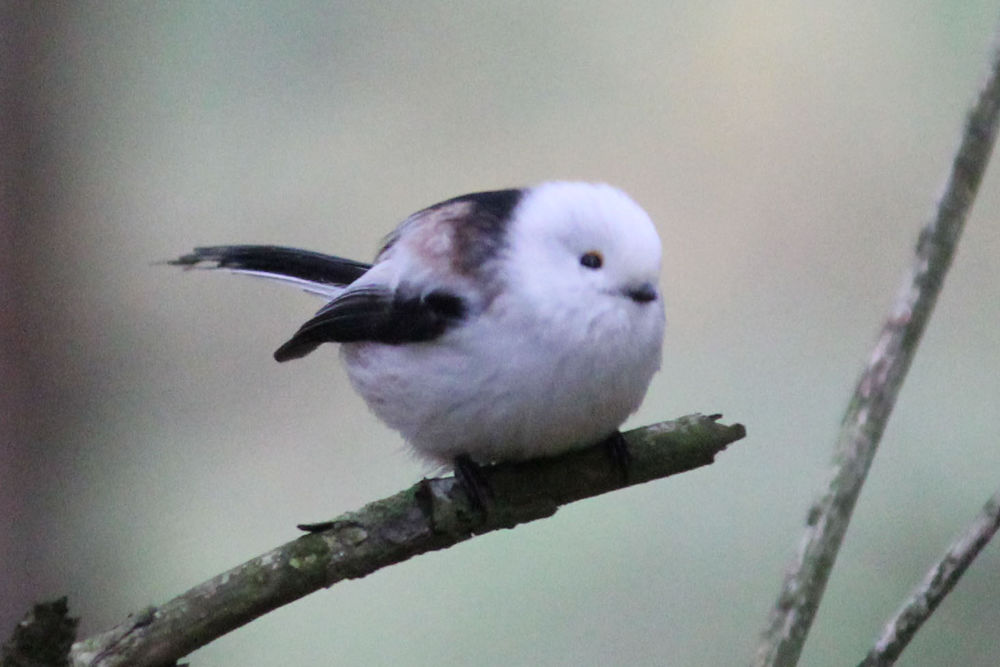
left=601, top=430, right=632, bottom=484
left=453, top=454, right=494, bottom=514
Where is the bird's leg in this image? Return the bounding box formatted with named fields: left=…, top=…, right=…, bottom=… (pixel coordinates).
left=453, top=454, right=493, bottom=513
left=601, top=430, right=632, bottom=484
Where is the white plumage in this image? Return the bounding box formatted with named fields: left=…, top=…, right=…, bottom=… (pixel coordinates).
left=173, top=181, right=665, bottom=467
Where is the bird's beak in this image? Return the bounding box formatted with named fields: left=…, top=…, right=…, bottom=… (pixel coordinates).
left=624, top=282, right=658, bottom=304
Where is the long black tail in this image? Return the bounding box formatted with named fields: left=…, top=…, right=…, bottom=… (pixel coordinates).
left=169, top=245, right=371, bottom=287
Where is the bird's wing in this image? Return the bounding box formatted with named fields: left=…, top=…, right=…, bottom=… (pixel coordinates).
left=169, top=245, right=372, bottom=298
left=273, top=285, right=467, bottom=361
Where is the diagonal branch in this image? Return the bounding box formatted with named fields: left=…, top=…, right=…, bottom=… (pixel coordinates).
left=753, top=22, right=1000, bottom=667
left=858, top=486, right=1000, bottom=667
left=68, top=414, right=745, bottom=667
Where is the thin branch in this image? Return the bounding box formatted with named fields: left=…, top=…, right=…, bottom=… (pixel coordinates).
left=753, top=23, right=1000, bottom=667
left=858, top=487, right=1000, bottom=667
left=68, top=414, right=745, bottom=667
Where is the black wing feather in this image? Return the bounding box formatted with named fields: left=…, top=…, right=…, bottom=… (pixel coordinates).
left=170, top=245, right=371, bottom=286
left=273, top=287, right=467, bottom=361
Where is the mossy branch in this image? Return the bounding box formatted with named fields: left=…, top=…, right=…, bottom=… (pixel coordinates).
left=66, top=414, right=744, bottom=667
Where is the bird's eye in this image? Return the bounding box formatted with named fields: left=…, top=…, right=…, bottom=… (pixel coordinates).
left=580, top=250, right=603, bottom=269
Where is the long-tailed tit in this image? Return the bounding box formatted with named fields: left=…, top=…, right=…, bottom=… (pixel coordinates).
left=172, top=181, right=665, bottom=476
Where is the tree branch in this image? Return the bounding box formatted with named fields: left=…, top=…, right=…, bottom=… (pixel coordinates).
left=67, top=414, right=744, bottom=667
left=857, top=487, right=1000, bottom=667
left=753, top=23, right=1000, bottom=667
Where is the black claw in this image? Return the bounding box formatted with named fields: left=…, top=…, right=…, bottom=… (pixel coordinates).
left=297, top=520, right=337, bottom=533
left=297, top=518, right=368, bottom=534
left=453, top=454, right=493, bottom=513
left=602, top=430, right=632, bottom=484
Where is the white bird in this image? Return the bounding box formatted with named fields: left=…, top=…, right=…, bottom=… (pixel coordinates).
left=172, top=181, right=665, bottom=481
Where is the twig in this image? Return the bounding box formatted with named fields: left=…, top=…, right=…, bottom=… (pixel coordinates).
left=753, top=23, right=1000, bottom=667
left=858, top=488, right=1000, bottom=667
left=67, top=414, right=745, bottom=667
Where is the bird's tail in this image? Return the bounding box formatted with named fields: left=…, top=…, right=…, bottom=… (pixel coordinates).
left=168, top=245, right=372, bottom=298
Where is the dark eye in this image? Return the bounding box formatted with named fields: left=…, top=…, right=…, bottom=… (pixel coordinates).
left=580, top=250, right=603, bottom=269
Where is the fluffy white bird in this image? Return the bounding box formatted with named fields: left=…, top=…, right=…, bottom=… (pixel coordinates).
left=172, top=181, right=665, bottom=475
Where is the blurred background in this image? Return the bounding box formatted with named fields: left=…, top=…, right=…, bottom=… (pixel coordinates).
left=3, top=2, right=1000, bottom=665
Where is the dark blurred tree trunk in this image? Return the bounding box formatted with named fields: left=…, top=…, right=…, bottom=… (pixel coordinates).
left=0, top=1, right=67, bottom=637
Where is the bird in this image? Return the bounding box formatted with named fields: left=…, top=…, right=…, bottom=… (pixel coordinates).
left=171, top=181, right=665, bottom=487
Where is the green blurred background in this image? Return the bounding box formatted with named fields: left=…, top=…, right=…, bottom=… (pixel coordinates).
left=3, top=2, right=1000, bottom=665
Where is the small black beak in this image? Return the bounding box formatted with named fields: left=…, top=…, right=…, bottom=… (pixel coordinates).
left=625, top=282, right=658, bottom=304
